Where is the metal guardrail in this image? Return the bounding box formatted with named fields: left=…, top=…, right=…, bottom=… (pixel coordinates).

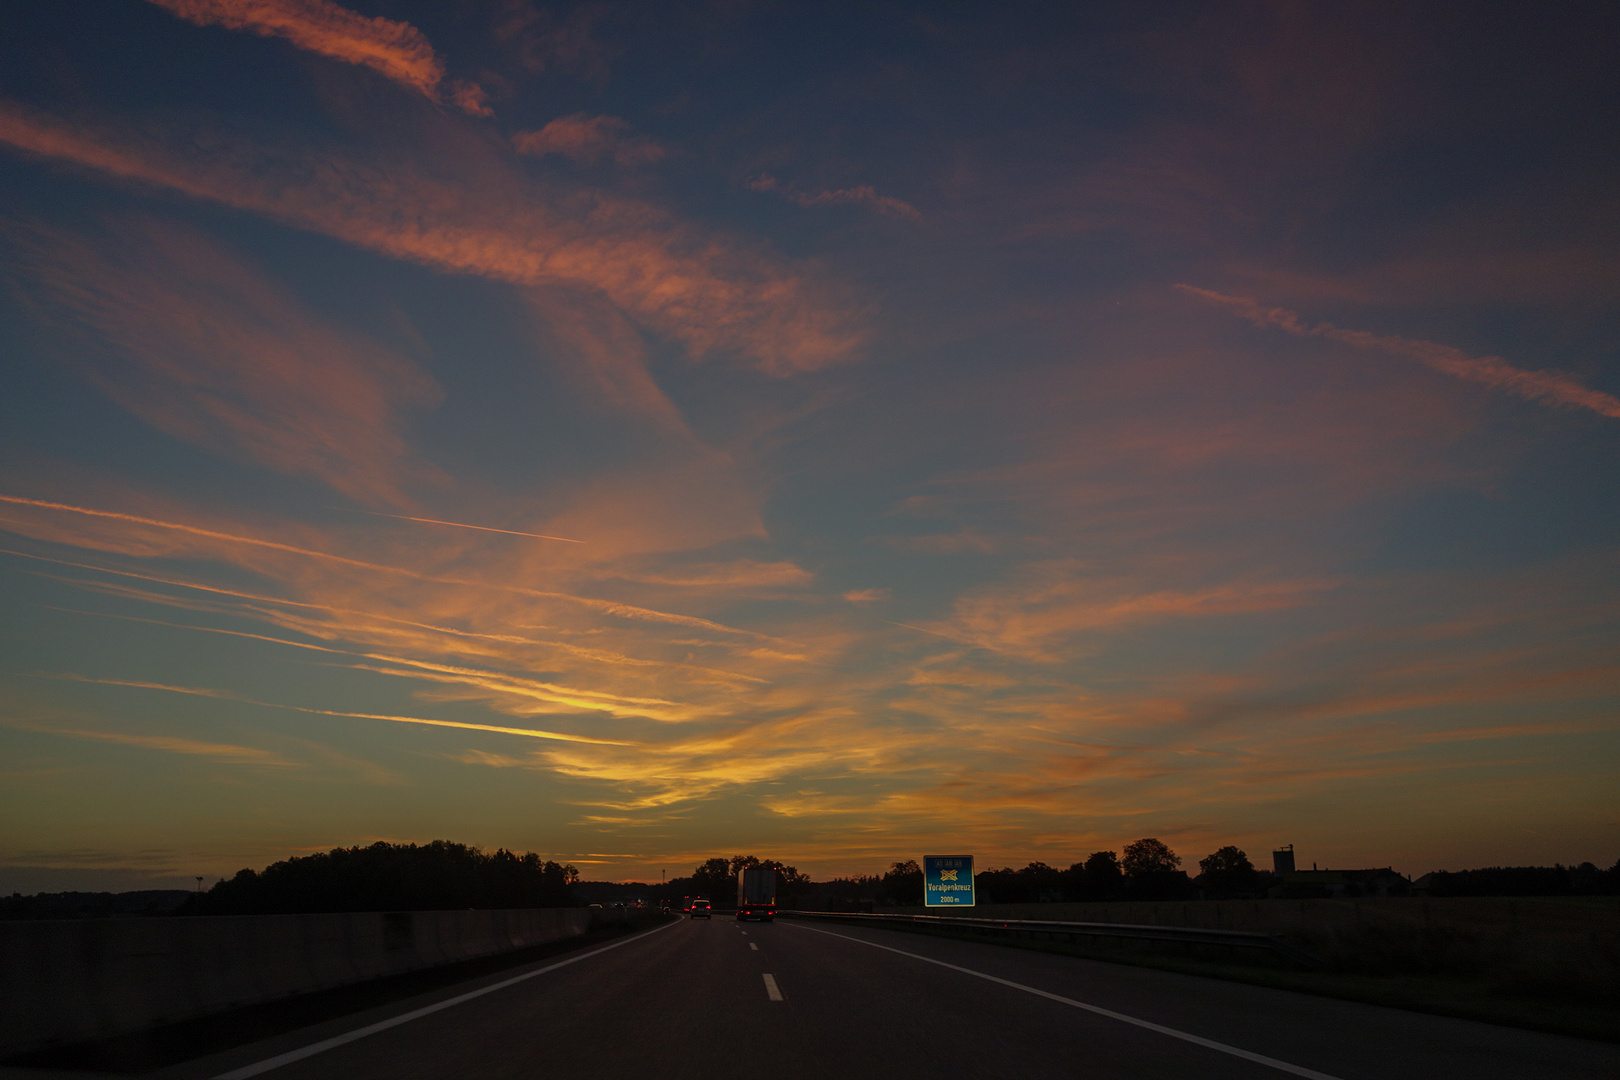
left=780, top=910, right=1324, bottom=968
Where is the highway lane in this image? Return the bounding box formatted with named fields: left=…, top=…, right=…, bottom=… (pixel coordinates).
left=166, top=915, right=1619, bottom=1080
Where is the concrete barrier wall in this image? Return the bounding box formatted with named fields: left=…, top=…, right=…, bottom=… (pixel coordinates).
left=0, top=907, right=591, bottom=1056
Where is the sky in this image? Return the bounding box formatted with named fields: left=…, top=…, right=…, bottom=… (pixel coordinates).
left=1, top=1, right=1617, bottom=892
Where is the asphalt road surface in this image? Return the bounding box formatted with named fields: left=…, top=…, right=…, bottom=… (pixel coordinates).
left=146, top=915, right=1616, bottom=1080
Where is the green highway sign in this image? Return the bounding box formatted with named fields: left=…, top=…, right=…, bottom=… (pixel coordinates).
left=923, top=855, right=974, bottom=908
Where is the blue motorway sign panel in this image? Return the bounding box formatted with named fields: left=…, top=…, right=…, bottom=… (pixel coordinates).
left=922, top=855, right=975, bottom=908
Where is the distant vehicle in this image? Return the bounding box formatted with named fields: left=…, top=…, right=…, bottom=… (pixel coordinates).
left=690, top=899, right=712, bottom=919
left=737, top=867, right=776, bottom=921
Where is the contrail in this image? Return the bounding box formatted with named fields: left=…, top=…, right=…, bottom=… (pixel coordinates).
left=40, top=607, right=689, bottom=719
left=345, top=510, right=584, bottom=543
left=0, top=495, right=405, bottom=572
left=1177, top=285, right=1620, bottom=420
left=880, top=619, right=959, bottom=640
left=7, top=554, right=769, bottom=682
left=0, top=498, right=760, bottom=634
left=38, top=673, right=634, bottom=746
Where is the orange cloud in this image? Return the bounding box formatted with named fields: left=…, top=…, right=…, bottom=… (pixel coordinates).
left=146, top=0, right=492, bottom=115
left=42, top=674, right=636, bottom=746
left=527, top=289, right=693, bottom=434
left=7, top=720, right=295, bottom=766
left=1179, top=285, right=1620, bottom=419
left=0, top=102, right=862, bottom=374
left=0, top=493, right=428, bottom=575
left=942, top=564, right=1337, bottom=660
left=19, top=563, right=772, bottom=694
left=6, top=216, right=443, bottom=507
left=18, top=490, right=1614, bottom=857
left=348, top=511, right=583, bottom=544
left=446, top=80, right=493, bottom=118
left=748, top=174, right=921, bottom=220
left=0, top=494, right=765, bottom=636
left=513, top=115, right=665, bottom=166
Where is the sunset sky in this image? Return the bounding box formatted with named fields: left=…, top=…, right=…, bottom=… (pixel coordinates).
left=2, top=1, right=1617, bottom=892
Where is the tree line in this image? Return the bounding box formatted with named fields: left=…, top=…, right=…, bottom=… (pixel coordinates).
left=1419, top=862, right=1618, bottom=897
left=650, top=855, right=811, bottom=906
left=872, top=838, right=1224, bottom=906
left=858, top=845, right=1620, bottom=906
left=10, top=841, right=1616, bottom=920
left=179, top=841, right=581, bottom=915
left=649, top=839, right=1244, bottom=908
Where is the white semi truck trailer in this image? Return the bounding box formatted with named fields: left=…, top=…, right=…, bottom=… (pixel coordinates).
left=736, top=867, right=776, bottom=921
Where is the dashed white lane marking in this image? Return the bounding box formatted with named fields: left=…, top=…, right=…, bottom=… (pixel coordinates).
left=212, top=920, right=680, bottom=1078
left=762, top=973, right=784, bottom=1001
left=784, top=923, right=1342, bottom=1080
left=749, top=942, right=759, bottom=951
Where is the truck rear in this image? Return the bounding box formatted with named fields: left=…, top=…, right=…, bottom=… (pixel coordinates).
left=736, top=867, right=777, bottom=921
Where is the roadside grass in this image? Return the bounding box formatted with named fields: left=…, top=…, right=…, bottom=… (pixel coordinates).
left=804, top=897, right=1620, bottom=1043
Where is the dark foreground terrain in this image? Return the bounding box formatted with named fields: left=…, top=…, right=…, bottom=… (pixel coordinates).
left=7, top=914, right=1616, bottom=1080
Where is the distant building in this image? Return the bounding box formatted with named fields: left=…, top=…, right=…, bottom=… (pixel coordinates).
left=1265, top=846, right=1410, bottom=898
left=1272, top=845, right=1295, bottom=875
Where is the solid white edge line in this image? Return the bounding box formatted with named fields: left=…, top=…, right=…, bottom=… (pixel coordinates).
left=784, top=922, right=1343, bottom=1080
left=762, top=973, right=784, bottom=1001
left=213, top=919, right=680, bottom=1079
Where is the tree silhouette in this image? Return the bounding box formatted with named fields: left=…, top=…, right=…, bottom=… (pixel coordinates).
left=1197, top=845, right=1259, bottom=897
left=1122, top=838, right=1180, bottom=878
left=690, top=858, right=734, bottom=903
left=1199, top=845, right=1252, bottom=876
left=977, top=862, right=1064, bottom=903
left=881, top=860, right=922, bottom=905
left=1080, top=851, right=1123, bottom=899
left=184, top=841, right=579, bottom=914
left=757, top=859, right=808, bottom=903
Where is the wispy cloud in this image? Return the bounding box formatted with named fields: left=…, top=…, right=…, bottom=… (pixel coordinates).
left=0, top=494, right=764, bottom=635
left=0, top=493, right=431, bottom=575
left=9, top=720, right=295, bottom=767
left=5, top=216, right=444, bottom=507
left=1179, top=285, right=1620, bottom=420
left=748, top=174, right=921, bottom=221
left=8, top=553, right=771, bottom=688
left=494, top=1, right=613, bottom=82
left=346, top=511, right=583, bottom=544
left=147, top=0, right=491, bottom=115
left=41, top=673, right=637, bottom=746
left=0, top=102, right=862, bottom=374
left=944, top=568, right=1339, bottom=660
left=513, top=115, right=665, bottom=167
